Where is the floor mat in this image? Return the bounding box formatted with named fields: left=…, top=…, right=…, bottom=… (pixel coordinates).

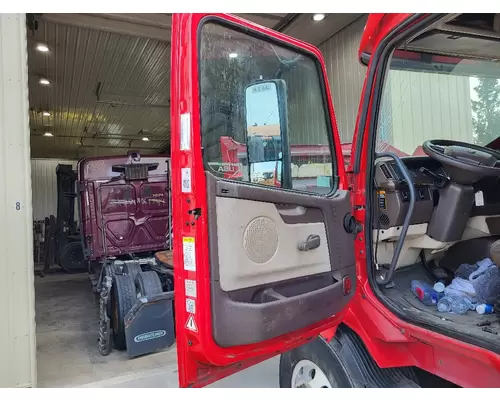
left=381, top=263, right=500, bottom=343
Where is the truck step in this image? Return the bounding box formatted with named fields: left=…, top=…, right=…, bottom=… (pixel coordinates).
left=331, top=325, right=420, bottom=388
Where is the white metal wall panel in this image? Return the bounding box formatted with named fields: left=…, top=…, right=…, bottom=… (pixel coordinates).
left=0, top=14, right=37, bottom=388
left=286, top=64, right=330, bottom=146
left=31, top=159, right=77, bottom=221
left=319, top=15, right=368, bottom=143
left=384, top=70, right=473, bottom=155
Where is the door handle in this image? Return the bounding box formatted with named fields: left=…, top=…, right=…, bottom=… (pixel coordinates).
left=298, top=234, right=321, bottom=251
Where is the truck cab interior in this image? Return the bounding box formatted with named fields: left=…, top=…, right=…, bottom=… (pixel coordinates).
left=368, top=13, right=500, bottom=352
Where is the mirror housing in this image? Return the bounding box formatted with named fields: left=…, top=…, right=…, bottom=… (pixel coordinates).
left=244, top=79, right=291, bottom=188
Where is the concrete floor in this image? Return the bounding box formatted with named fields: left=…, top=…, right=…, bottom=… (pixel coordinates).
left=79, top=357, right=280, bottom=388
left=35, top=272, right=178, bottom=387
left=35, top=272, right=280, bottom=388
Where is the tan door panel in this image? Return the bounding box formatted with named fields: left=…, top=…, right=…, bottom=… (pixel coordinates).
left=216, top=197, right=330, bottom=291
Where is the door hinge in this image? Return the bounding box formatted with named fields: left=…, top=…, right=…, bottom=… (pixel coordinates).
left=343, top=213, right=363, bottom=234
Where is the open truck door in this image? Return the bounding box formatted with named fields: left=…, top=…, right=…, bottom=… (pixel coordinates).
left=170, top=13, right=358, bottom=388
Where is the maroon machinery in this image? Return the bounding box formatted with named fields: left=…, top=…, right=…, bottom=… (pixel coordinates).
left=77, top=151, right=175, bottom=357
left=77, top=151, right=171, bottom=262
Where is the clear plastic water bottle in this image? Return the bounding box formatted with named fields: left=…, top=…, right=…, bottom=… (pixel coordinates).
left=433, top=282, right=445, bottom=293
left=437, top=295, right=472, bottom=314
left=476, top=304, right=494, bottom=314
left=411, top=280, right=443, bottom=306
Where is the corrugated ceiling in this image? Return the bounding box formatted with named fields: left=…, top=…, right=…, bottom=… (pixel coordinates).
left=28, top=17, right=171, bottom=158
left=27, top=13, right=361, bottom=159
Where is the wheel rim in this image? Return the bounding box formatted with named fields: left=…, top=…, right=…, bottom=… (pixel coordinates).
left=291, top=360, right=334, bottom=388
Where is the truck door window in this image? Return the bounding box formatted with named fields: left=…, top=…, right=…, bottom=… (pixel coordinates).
left=199, top=20, right=336, bottom=195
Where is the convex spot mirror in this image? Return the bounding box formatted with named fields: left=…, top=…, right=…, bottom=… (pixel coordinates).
left=244, top=79, right=290, bottom=188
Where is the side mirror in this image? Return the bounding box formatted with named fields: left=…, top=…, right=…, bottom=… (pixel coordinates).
left=244, top=80, right=291, bottom=188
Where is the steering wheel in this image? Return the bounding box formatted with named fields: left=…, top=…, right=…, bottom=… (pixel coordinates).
left=422, top=139, right=500, bottom=184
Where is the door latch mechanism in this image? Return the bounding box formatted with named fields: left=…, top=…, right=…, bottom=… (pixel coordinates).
left=188, top=207, right=202, bottom=220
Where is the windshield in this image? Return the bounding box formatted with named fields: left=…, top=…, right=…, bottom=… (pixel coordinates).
left=376, top=52, right=500, bottom=156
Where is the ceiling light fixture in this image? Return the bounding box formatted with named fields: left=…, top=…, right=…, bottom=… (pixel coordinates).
left=36, top=43, right=50, bottom=52
left=39, top=78, right=50, bottom=85
left=43, top=132, right=53, bottom=137
left=229, top=52, right=238, bottom=59
left=142, top=137, right=150, bottom=141
left=42, top=111, right=51, bottom=117
left=312, top=14, right=326, bottom=21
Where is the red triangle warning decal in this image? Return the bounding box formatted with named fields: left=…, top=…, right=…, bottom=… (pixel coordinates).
left=186, top=314, right=198, bottom=332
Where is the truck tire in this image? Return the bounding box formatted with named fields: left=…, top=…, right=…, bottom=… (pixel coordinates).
left=135, top=271, right=163, bottom=298
left=279, top=337, right=353, bottom=388
left=111, top=274, right=136, bottom=350
left=123, top=263, right=142, bottom=281
left=102, top=264, right=124, bottom=315
left=59, top=241, right=86, bottom=274
left=104, top=263, right=123, bottom=278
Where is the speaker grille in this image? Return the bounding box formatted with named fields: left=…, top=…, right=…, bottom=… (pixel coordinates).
left=379, top=214, right=390, bottom=229
left=243, top=217, right=279, bottom=264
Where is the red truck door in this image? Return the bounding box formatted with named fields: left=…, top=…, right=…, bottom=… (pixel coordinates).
left=170, top=13, right=357, bottom=388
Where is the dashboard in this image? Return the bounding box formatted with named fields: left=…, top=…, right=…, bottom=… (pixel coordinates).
left=377, top=157, right=446, bottom=188
left=374, top=156, right=447, bottom=229
left=375, top=155, right=500, bottom=234
left=373, top=152, right=500, bottom=268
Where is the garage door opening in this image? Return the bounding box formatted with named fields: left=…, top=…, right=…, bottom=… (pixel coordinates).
left=27, top=14, right=179, bottom=388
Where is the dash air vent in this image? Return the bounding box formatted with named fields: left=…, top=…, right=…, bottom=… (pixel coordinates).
left=380, top=164, right=393, bottom=179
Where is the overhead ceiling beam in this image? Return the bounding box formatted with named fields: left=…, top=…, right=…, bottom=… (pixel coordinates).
left=40, top=13, right=171, bottom=42
left=89, top=130, right=169, bottom=138
left=97, top=100, right=170, bottom=109
left=79, top=144, right=164, bottom=151
left=273, top=14, right=301, bottom=32
left=93, top=13, right=171, bottom=30
left=30, top=133, right=169, bottom=142
left=244, top=13, right=284, bottom=22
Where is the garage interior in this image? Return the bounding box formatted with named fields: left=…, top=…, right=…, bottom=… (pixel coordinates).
left=1, top=13, right=366, bottom=388
left=28, top=13, right=176, bottom=388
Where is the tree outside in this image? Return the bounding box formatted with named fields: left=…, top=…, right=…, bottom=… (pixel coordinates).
left=472, top=77, right=500, bottom=145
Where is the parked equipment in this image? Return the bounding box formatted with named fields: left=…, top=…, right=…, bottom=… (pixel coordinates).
left=75, top=151, right=175, bottom=358
left=40, top=164, right=86, bottom=274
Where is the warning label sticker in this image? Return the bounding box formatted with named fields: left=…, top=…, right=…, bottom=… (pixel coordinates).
left=475, top=190, right=484, bottom=207
left=186, top=298, right=196, bottom=314
left=183, top=237, right=196, bottom=271
left=185, top=279, right=197, bottom=298
left=180, top=113, right=191, bottom=151
left=181, top=168, right=191, bottom=193
left=186, top=314, right=197, bottom=332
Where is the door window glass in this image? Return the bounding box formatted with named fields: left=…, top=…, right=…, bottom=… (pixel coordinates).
left=199, top=21, right=336, bottom=195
